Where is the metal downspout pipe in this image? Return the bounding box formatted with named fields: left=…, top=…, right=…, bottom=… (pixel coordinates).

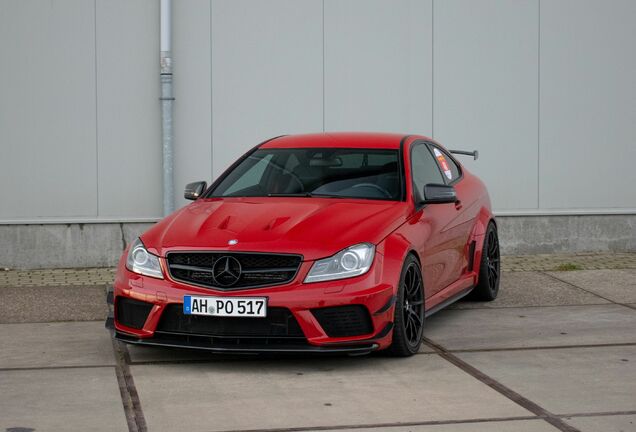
left=160, top=0, right=174, bottom=216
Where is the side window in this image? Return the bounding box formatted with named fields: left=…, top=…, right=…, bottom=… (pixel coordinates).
left=223, top=154, right=273, bottom=195
left=431, top=146, right=461, bottom=183
left=411, top=144, right=444, bottom=199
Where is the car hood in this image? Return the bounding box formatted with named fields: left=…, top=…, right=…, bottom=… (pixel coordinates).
left=142, top=197, right=410, bottom=261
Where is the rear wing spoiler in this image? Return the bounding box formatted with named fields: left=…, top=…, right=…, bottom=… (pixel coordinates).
left=449, top=149, right=479, bottom=160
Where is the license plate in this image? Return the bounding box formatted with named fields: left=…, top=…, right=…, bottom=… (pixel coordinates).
left=183, top=295, right=267, bottom=317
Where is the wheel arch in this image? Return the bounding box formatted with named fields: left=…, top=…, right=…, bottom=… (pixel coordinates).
left=377, top=232, right=425, bottom=299
left=470, top=208, right=498, bottom=285
left=472, top=206, right=496, bottom=237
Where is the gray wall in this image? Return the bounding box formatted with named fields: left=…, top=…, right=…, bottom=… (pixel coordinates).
left=1, top=0, right=635, bottom=223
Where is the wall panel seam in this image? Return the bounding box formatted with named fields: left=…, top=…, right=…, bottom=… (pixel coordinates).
left=431, top=0, right=435, bottom=139
left=94, top=0, right=100, bottom=216
left=209, top=0, right=214, bottom=180
left=536, top=0, right=541, bottom=210
left=322, top=0, right=325, bottom=132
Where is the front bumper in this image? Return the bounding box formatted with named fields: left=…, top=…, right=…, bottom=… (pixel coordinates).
left=107, top=252, right=397, bottom=354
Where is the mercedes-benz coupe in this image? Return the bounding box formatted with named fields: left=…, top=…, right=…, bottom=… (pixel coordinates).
left=107, top=133, right=500, bottom=356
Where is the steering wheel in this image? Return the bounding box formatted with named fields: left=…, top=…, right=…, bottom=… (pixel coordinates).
left=268, top=164, right=305, bottom=192
left=350, top=183, right=392, bottom=198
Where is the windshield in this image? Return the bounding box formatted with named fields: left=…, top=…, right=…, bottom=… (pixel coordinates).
left=207, top=148, right=402, bottom=201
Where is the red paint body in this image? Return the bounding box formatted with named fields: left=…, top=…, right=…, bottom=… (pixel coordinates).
left=113, top=133, right=494, bottom=352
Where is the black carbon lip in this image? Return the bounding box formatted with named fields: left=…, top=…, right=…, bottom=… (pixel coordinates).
left=115, top=331, right=378, bottom=355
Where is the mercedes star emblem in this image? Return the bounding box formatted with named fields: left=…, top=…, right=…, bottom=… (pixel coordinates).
left=212, top=256, right=242, bottom=287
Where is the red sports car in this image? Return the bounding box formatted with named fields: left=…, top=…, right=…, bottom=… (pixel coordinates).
left=108, top=132, right=500, bottom=356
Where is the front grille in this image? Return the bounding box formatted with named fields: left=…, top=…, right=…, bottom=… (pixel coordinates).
left=157, top=304, right=304, bottom=338
left=166, top=252, right=302, bottom=290
left=312, top=305, right=373, bottom=338
left=116, top=297, right=153, bottom=329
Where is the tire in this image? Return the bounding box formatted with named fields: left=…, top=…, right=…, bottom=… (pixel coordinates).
left=470, top=221, right=500, bottom=301
left=388, top=254, right=425, bottom=357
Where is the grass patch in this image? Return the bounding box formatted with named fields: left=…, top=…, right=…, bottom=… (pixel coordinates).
left=554, top=263, right=583, bottom=271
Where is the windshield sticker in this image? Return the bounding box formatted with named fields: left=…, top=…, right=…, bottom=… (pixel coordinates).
left=433, top=148, right=453, bottom=180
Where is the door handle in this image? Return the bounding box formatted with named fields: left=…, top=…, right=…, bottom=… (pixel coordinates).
left=454, top=200, right=462, bottom=210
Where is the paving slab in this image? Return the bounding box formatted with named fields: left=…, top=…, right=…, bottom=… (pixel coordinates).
left=0, top=321, right=115, bottom=368
left=126, top=343, right=234, bottom=363
left=546, top=269, right=636, bottom=304
left=0, top=367, right=127, bottom=432
left=457, top=346, right=636, bottom=414
left=452, top=271, right=608, bottom=309
left=418, top=344, right=435, bottom=353
left=132, top=354, right=530, bottom=432
left=564, top=414, right=636, bottom=432
left=318, top=419, right=559, bottom=431
left=0, top=284, right=108, bottom=323
left=424, top=304, right=636, bottom=351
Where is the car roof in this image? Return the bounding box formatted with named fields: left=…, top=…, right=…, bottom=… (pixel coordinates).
left=260, top=132, right=431, bottom=150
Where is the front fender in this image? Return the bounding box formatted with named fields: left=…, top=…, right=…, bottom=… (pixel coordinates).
left=376, top=231, right=415, bottom=295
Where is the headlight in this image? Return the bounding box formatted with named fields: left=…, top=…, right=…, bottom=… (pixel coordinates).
left=126, top=238, right=164, bottom=279
left=304, top=243, right=375, bottom=283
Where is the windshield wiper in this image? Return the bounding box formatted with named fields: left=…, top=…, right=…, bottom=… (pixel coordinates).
left=267, top=193, right=313, bottom=197
left=267, top=192, right=348, bottom=199
left=308, top=193, right=348, bottom=199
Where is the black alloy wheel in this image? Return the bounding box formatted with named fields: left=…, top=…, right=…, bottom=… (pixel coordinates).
left=388, top=255, right=424, bottom=356
left=485, top=227, right=500, bottom=291
left=470, top=221, right=500, bottom=301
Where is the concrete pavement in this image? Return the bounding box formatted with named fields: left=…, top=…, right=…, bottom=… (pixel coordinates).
left=1, top=255, right=635, bottom=432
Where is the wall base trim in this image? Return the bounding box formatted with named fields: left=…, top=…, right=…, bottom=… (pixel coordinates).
left=495, top=209, right=636, bottom=217
left=0, top=217, right=161, bottom=225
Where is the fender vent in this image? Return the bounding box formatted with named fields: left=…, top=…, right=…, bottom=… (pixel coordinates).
left=467, top=240, right=477, bottom=271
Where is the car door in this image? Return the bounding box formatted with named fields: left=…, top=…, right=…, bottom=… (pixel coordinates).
left=429, top=144, right=476, bottom=285
left=409, top=142, right=468, bottom=297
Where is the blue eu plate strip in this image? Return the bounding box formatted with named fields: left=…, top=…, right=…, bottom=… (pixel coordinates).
left=183, top=295, right=192, bottom=315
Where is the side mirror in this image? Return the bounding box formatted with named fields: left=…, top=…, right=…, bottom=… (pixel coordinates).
left=421, top=183, right=457, bottom=205
left=184, top=181, right=207, bottom=200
